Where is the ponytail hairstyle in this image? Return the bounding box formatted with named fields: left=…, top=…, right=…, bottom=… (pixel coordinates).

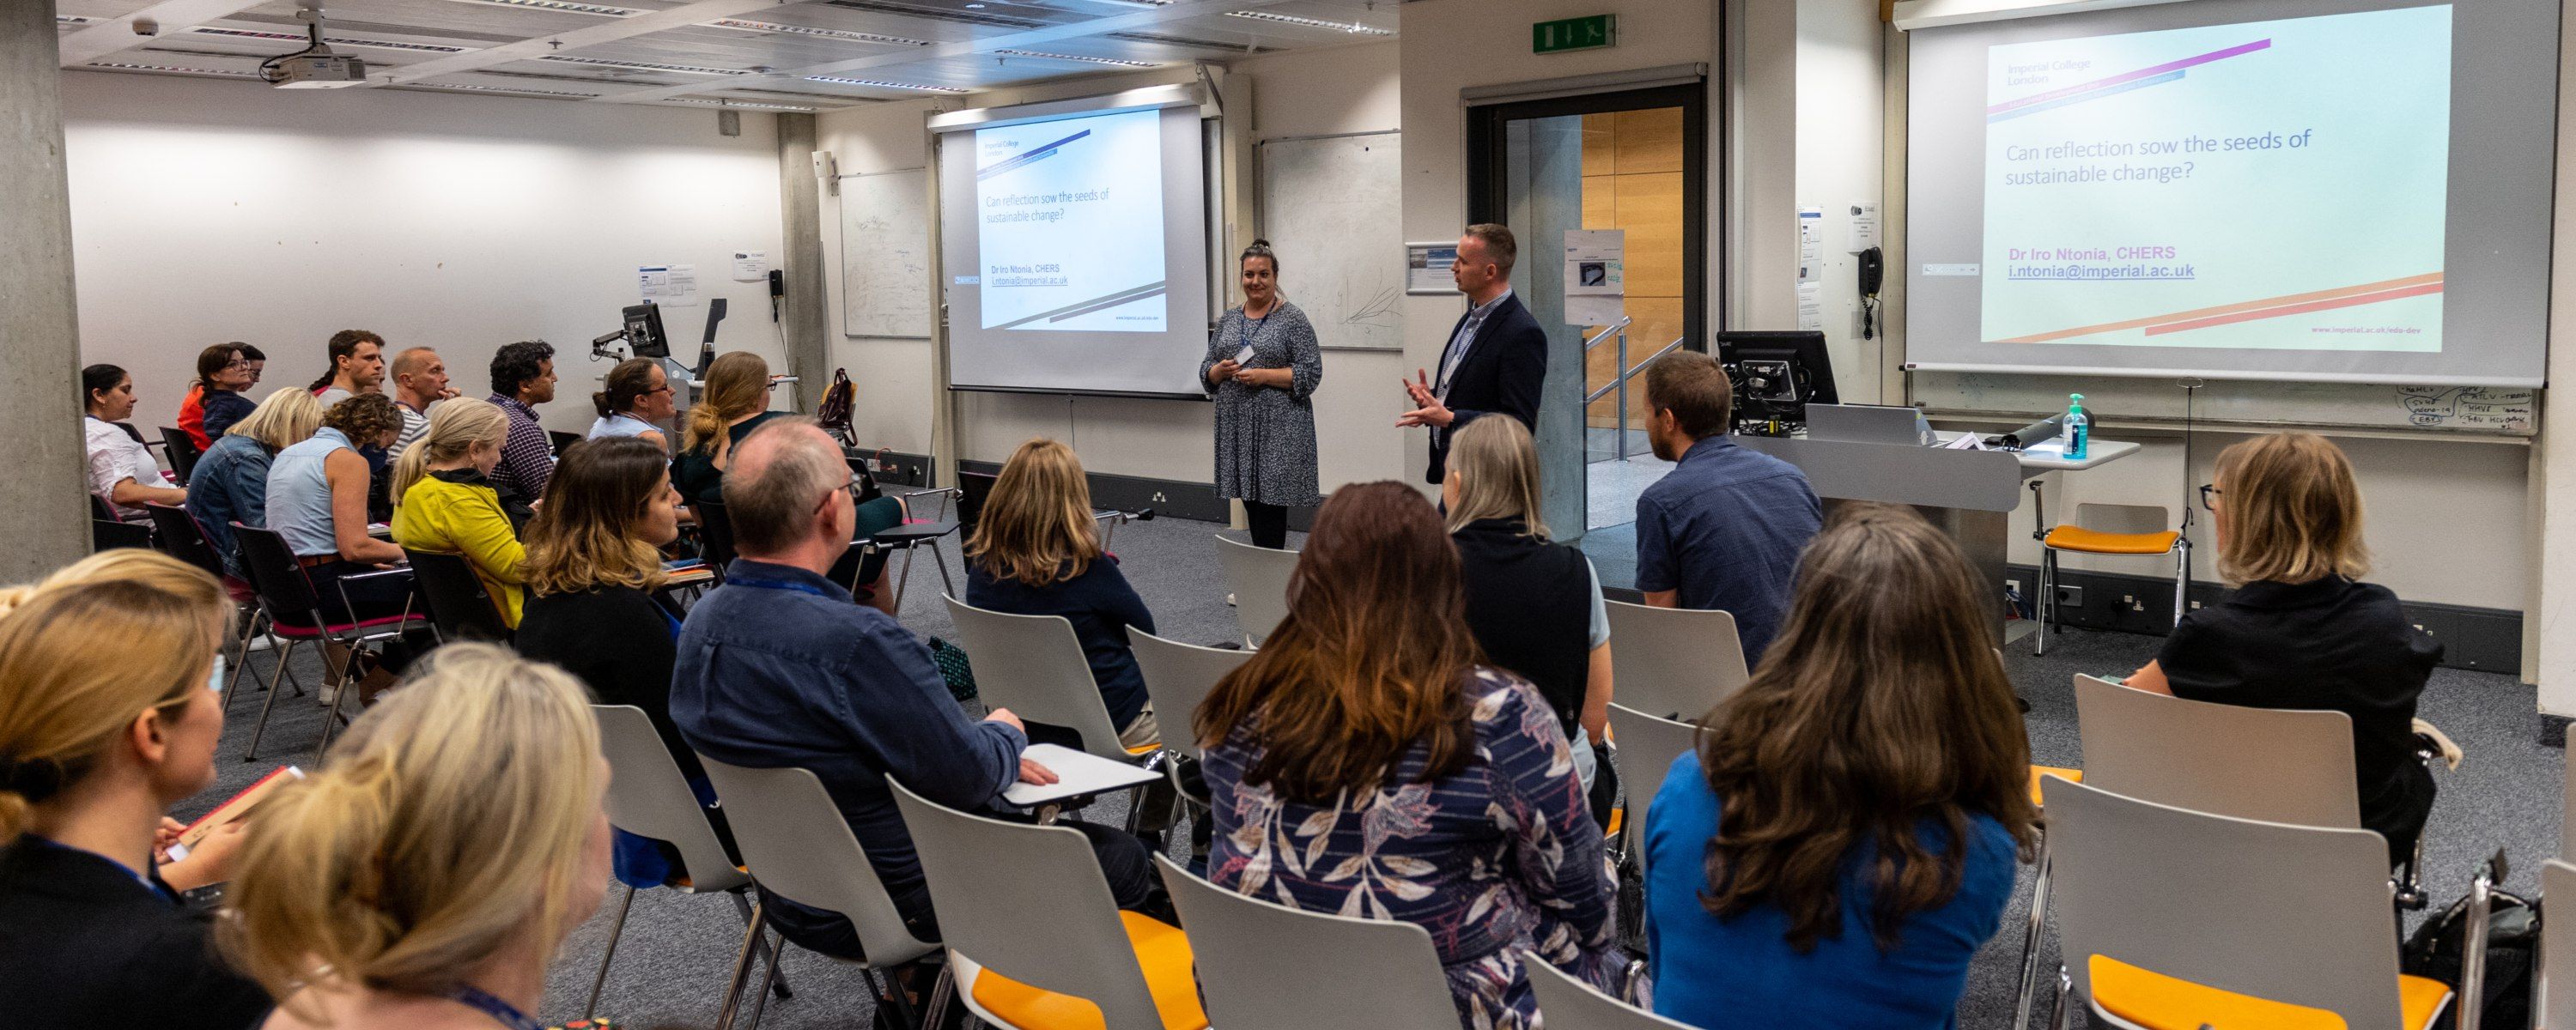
left=1241, top=238, right=1279, bottom=277
left=222, top=643, right=607, bottom=1014
left=594, top=357, right=659, bottom=420
left=0, top=551, right=229, bottom=845
left=391, top=397, right=507, bottom=505
left=683, top=351, right=771, bottom=455
left=309, top=329, right=385, bottom=392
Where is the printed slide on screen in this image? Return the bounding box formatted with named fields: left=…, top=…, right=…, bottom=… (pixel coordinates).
left=1982, top=6, right=2451, bottom=352
left=975, top=108, right=1167, bottom=333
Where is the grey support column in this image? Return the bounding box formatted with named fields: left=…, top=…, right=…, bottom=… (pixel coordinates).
left=3, top=3, right=93, bottom=579
left=775, top=112, right=829, bottom=415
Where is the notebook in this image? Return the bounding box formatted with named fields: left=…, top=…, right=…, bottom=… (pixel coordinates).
left=1001, top=743, right=1160, bottom=808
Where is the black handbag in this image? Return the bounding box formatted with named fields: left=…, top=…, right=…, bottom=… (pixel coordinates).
left=2403, top=853, right=2539, bottom=1030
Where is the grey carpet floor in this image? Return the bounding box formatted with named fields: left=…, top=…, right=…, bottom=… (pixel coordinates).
left=179, top=513, right=2563, bottom=1029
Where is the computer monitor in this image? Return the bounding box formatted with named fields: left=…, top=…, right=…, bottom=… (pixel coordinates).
left=621, top=303, right=671, bottom=360
left=1716, top=330, right=1837, bottom=430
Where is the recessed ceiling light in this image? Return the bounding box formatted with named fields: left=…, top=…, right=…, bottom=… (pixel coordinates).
left=670, top=98, right=815, bottom=112
left=702, top=19, right=933, bottom=46
left=437, top=0, right=640, bottom=17
left=187, top=27, right=473, bottom=53
left=85, top=61, right=258, bottom=77
left=58, top=14, right=98, bottom=24
left=993, top=49, right=1157, bottom=67
left=1223, top=10, right=1392, bottom=35
left=541, top=54, right=748, bottom=76
left=805, top=76, right=969, bottom=93
left=413, top=82, right=602, bottom=97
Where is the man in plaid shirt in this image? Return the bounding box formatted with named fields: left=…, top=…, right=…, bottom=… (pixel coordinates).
left=485, top=339, right=559, bottom=518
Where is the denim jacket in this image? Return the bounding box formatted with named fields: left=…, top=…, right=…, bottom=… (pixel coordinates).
left=185, top=434, right=275, bottom=579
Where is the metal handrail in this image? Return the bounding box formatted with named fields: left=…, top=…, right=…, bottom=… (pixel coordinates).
left=1582, top=315, right=1633, bottom=351
left=1588, top=334, right=1689, bottom=462
left=1587, top=336, right=1687, bottom=404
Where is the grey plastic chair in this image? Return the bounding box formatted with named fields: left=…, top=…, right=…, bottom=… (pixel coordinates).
left=1129, top=628, right=1251, bottom=761
left=1212, top=534, right=1297, bottom=647
left=587, top=706, right=778, bottom=1022
left=2562, top=751, right=2575, bottom=858
left=1606, top=703, right=1697, bottom=867
left=1601, top=601, right=1750, bottom=721
left=700, top=758, right=942, bottom=1030
left=2072, top=673, right=2360, bottom=828
left=2042, top=776, right=2445, bottom=1030
left=888, top=779, right=1200, bottom=1030
left=1525, top=957, right=1687, bottom=1030
left=2543, top=859, right=2575, bottom=1030
left=1155, top=853, right=1456, bottom=1030
left=943, top=596, right=1155, bottom=765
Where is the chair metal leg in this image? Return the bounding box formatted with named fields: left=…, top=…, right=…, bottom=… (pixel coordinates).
left=875, top=965, right=925, bottom=1030
left=2049, top=966, right=2071, bottom=1030
left=2013, top=839, right=2055, bottom=1030
left=244, top=639, right=296, bottom=761
left=744, top=929, right=783, bottom=1030
left=930, top=542, right=954, bottom=598
left=2172, top=539, right=2191, bottom=627
left=714, top=900, right=769, bottom=1030
left=921, top=963, right=956, bottom=1030
left=892, top=546, right=918, bottom=611
left=584, top=883, right=637, bottom=1020
left=2034, top=550, right=2054, bottom=657
left=727, top=889, right=792, bottom=998
left=310, top=641, right=361, bottom=764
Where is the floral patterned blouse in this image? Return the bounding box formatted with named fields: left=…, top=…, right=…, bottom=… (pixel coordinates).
left=1202, top=667, right=1637, bottom=1029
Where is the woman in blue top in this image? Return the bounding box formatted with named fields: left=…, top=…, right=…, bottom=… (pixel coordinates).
left=186, top=388, right=321, bottom=579
left=1644, top=503, right=2038, bottom=1030
left=964, top=438, right=1159, bottom=749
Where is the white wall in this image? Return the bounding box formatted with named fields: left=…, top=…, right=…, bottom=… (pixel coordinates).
left=1795, top=0, right=1888, bottom=403
left=62, top=71, right=787, bottom=438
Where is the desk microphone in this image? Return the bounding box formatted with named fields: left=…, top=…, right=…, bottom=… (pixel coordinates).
left=1994, top=415, right=2063, bottom=450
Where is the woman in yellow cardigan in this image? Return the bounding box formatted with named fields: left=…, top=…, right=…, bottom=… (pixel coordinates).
left=390, top=398, right=529, bottom=627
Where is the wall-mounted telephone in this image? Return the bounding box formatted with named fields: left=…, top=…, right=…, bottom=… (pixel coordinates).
left=1857, top=245, right=1884, bottom=340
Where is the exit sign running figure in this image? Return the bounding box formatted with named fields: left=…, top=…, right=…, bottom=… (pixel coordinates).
left=1533, top=15, right=1615, bottom=54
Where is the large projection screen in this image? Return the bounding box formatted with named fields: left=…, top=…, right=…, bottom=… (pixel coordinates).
left=937, top=95, right=1212, bottom=397
left=1905, top=0, right=2557, bottom=386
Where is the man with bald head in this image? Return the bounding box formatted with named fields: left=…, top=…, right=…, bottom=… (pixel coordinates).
left=387, top=346, right=458, bottom=456
left=670, top=419, right=1163, bottom=967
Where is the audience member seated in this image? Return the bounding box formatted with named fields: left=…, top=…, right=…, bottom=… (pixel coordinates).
left=516, top=437, right=712, bottom=883
left=2125, top=433, right=2440, bottom=866
left=671, top=351, right=785, bottom=506
left=0, top=551, right=270, bottom=1030
left=483, top=339, right=560, bottom=515
left=1632, top=351, right=1822, bottom=664
left=965, top=438, right=1159, bottom=749
left=386, top=346, right=456, bottom=457
left=306, top=330, right=384, bottom=408
left=180, top=343, right=258, bottom=450
left=589, top=356, right=676, bottom=450
left=83, top=364, right=190, bottom=518
left=1441, top=415, right=1613, bottom=799
left=1644, top=504, right=2037, bottom=1030
left=1196, top=481, right=1631, bottom=1030
left=264, top=394, right=412, bottom=632
left=222, top=644, right=611, bottom=1030
left=188, top=388, right=323, bottom=580
left=236, top=345, right=265, bottom=389
left=389, top=399, right=527, bottom=630
left=671, top=420, right=1161, bottom=969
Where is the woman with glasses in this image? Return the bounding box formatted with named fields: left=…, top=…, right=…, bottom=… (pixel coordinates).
left=180, top=344, right=258, bottom=450
left=2128, top=433, right=2439, bottom=866
left=589, top=356, right=676, bottom=451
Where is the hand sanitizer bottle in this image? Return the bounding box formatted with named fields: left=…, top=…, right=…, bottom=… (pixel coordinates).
left=2065, top=393, right=2091, bottom=461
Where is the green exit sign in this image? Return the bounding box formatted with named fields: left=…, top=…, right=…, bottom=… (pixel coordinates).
left=1533, top=14, right=1615, bottom=54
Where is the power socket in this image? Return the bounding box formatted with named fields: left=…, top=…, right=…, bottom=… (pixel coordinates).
left=2052, top=585, right=2084, bottom=608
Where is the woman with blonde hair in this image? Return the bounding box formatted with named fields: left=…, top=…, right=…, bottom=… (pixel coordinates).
left=0, top=550, right=270, bottom=1029
left=2126, top=432, right=2438, bottom=864
left=966, top=438, right=1160, bottom=748
left=222, top=643, right=612, bottom=1030
left=390, top=398, right=528, bottom=628
left=672, top=351, right=783, bottom=506
left=1441, top=415, right=1614, bottom=803
left=188, top=387, right=325, bottom=579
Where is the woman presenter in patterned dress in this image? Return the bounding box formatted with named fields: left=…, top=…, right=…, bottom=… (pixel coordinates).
left=1200, top=239, right=1324, bottom=549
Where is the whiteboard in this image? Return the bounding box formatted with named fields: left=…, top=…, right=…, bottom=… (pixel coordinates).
left=1257, top=131, right=1404, bottom=351
left=837, top=167, right=932, bottom=339
left=1909, top=371, right=2537, bottom=436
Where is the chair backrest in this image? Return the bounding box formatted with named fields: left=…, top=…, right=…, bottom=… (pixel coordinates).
left=2544, top=859, right=2576, bottom=1030
left=2071, top=674, right=2360, bottom=828
left=1607, top=703, right=1698, bottom=862
left=2044, top=775, right=2404, bottom=1028
left=2562, top=753, right=2574, bottom=859
left=1154, top=853, right=1457, bottom=1030
left=230, top=523, right=324, bottom=621
left=1601, top=601, right=1750, bottom=721
left=2074, top=502, right=2172, bottom=534
left=89, top=494, right=118, bottom=522
left=143, top=503, right=227, bottom=580
left=694, top=498, right=738, bottom=571
left=695, top=757, right=936, bottom=969
left=157, top=427, right=203, bottom=482
left=957, top=470, right=999, bottom=541
left=888, top=779, right=1166, bottom=1030
left=1525, top=955, right=1688, bottom=1030
left=942, top=596, right=1130, bottom=758
left=93, top=518, right=153, bottom=552
left=1129, top=629, right=1251, bottom=759
left=593, top=706, right=745, bottom=894
left=549, top=430, right=583, bottom=457
left=401, top=548, right=512, bottom=642
left=1212, top=535, right=1297, bottom=646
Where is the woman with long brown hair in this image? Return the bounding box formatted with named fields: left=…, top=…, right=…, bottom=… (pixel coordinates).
left=966, top=438, right=1159, bottom=748
left=1195, top=481, right=1628, bottom=1030
left=1643, top=503, right=2038, bottom=1029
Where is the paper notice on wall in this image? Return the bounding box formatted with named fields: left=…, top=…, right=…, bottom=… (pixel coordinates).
left=732, top=251, right=770, bottom=282
left=1562, top=228, right=1625, bottom=325
left=1796, top=282, right=1824, bottom=330
left=639, top=264, right=700, bottom=307
left=1847, top=202, right=1880, bottom=252
left=1798, top=206, right=1825, bottom=282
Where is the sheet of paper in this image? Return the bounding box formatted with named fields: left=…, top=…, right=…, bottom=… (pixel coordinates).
left=1798, top=206, right=1824, bottom=282
left=732, top=251, right=770, bottom=282
left=1000, top=743, right=1161, bottom=807
left=1796, top=282, right=1824, bottom=330
left=1847, top=202, right=1880, bottom=252
left=639, top=264, right=700, bottom=307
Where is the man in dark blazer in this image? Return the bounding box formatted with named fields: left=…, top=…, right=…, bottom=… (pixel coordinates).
left=1400, top=223, right=1546, bottom=484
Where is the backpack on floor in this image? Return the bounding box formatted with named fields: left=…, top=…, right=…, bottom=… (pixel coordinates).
left=2402, top=853, right=2538, bottom=1030
left=925, top=635, right=977, bottom=703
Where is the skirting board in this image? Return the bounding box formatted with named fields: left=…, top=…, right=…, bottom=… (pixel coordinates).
left=863, top=450, right=1320, bottom=530
left=2006, top=564, right=2520, bottom=676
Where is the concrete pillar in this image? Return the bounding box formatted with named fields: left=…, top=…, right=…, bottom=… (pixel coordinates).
left=1502, top=117, right=1593, bottom=542
left=775, top=112, right=829, bottom=415
left=3, top=2, right=93, bottom=579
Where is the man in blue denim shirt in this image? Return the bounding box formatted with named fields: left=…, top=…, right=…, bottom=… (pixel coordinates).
left=672, top=420, right=1158, bottom=957
left=1633, top=353, right=1822, bottom=666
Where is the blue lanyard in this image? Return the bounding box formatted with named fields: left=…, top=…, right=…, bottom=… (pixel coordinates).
left=1239, top=309, right=1269, bottom=351
left=444, top=985, right=545, bottom=1030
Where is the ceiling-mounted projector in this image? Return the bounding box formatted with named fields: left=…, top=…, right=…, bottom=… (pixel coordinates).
left=262, top=7, right=368, bottom=88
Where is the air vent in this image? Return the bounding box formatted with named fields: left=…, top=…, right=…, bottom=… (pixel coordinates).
left=823, top=0, right=1042, bottom=30
left=994, top=49, right=1156, bottom=67
left=702, top=19, right=933, bottom=45
left=1223, top=10, right=1392, bottom=35
left=728, top=88, right=872, bottom=102
left=86, top=61, right=258, bottom=78
left=187, top=27, right=471, bottom=52
left=669, top=98, right=813, bottom=112
left=1106, top=30, right=1254, bottom=54
left=408, top=82, right=601, bottom=98
left=540, top=55, right=748, bottom=76
left=437, top=0, right=641, bottom=17
left=476, top=68, right=641, bottom=85
left=226, top=12, right=527, bottom=45
left=805, top=75, right=969, bottom=93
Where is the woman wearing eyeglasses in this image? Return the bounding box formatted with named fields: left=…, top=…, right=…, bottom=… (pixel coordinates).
left=589, top=357, right=677, bottom=451
left=2125, top=433, right=2439, bottom=866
